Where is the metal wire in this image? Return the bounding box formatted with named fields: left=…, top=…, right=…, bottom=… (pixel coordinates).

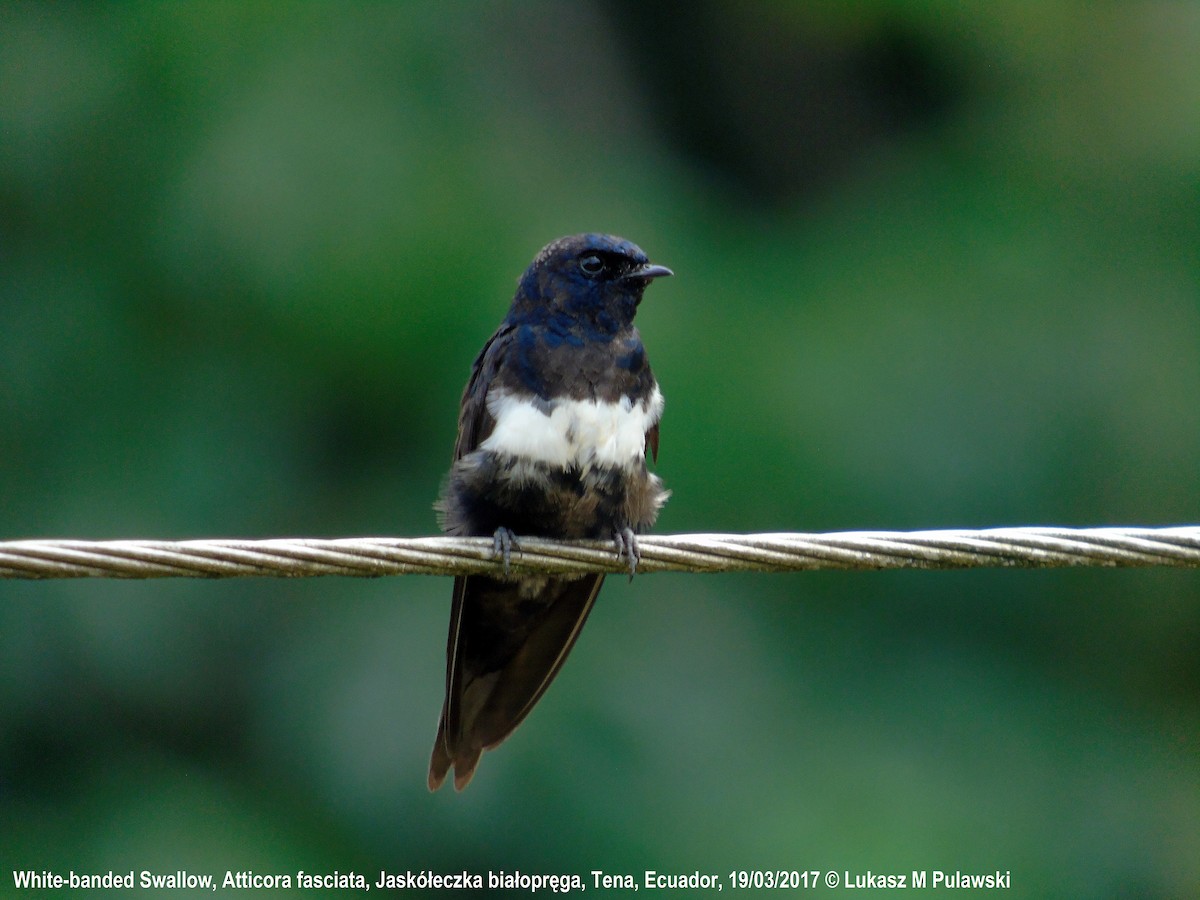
left=3, top=527, right=1200, bottom=579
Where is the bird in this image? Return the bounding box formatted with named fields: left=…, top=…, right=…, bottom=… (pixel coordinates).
left=428, top=233, right=672, bottom=791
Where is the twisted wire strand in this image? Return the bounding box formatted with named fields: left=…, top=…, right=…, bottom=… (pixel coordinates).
left=3, top=527, right=1200, bottom=580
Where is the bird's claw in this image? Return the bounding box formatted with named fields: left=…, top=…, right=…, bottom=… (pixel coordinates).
left=492, top=527, right=519, bottom=576
left=613, top=527, right=640, bottom=581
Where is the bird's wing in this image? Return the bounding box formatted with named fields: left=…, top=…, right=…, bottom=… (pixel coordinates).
left=451, top=324, right=515, bottom=462
left=429, top=572, right=605, bottom=791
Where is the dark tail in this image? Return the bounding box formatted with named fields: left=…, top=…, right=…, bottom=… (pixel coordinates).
left=428, top=573, right=604, bottom=790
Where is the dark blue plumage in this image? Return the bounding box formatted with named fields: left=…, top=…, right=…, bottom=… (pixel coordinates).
left=429, top=233, right=671, bottom=791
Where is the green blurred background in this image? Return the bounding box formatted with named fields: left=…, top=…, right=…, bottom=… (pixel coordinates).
left=2, top=2, right=1198, bottom=896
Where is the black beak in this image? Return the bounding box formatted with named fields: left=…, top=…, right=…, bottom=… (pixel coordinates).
left=625, top=263, right=673, bottom=281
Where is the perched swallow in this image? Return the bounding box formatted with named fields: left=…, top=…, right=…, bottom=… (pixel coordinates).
left=429, top=233, right=671, bottom=791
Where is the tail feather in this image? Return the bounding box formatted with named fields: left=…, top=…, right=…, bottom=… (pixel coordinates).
left=427, top=719, right=452, bottom=791
left=428, top=713, right=484, bottom=791
left=428, top=573, right=604, bottom=790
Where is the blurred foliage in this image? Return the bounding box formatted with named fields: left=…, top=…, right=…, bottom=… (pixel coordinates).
left=2, top=2, right=1198, bottom=896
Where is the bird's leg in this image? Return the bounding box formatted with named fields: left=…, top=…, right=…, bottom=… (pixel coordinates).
left=613, top=526, right=640, bottom=581
left=492, top=526, right=519, bottom=576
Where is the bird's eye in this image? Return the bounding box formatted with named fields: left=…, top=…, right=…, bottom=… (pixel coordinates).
left=579, top=255, right=605, bottom=278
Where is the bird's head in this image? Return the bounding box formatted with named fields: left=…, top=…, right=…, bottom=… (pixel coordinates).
left=509, top=233, right=672, bottom=336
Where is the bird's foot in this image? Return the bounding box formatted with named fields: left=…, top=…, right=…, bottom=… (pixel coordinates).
left=613, top=526, right=640, bottom=581
left=492, top=527, right=519, bottom=576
